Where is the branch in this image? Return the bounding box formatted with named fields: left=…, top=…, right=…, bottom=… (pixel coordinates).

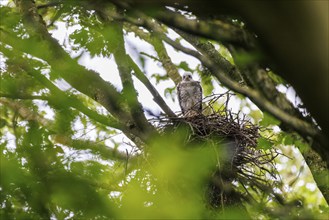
left=7, top=0, right=158, bottom=144
left=12, top=0, right=125, bottom=117
left=113, top=1, right=255, bottom=49
left=0, top=93, right=48, bottom=101
left=0, top=45, right=121, bottom=129
left=116, top=23, right=178, bottom=117
left=175, top=29, right=244, bottom=83
left=178, top=30, right=316, bottom=126
left=124, top=15, right=324, bottom=140
left=53, top=135, right=133, bottom=162
left=37, top=1, right=62, bottom=9
left=156, top=9, right=255, bottom=48
left=124, top=23, right=181, bottom=85
left=0, top=98, right=132, bottom=162
left=101, top=19, right=153, bottom=135
left=128, top=56, right=176, bottom=118
left=160, top=32, right=329, bottom=165
left=0, top=98, right=51, bottom=127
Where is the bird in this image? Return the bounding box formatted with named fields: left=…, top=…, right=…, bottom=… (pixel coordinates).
left=177, top=72, right=203, bottom=116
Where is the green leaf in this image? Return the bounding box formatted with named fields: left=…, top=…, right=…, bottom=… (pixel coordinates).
left=257, top=137, right=272, bottom=150
left=259, top=112, right=281, bottom=126
left=0, top=118, right=7, bottom=128
left=294, top=138, right=310, bottom=153
left=249, top=110, right=263, bottom=123
left=200, top=74, right=214, bottom=96
left=177, top=61, right=193, bottom=72
left=283, top=134, right=294, bottom=145
left=268, top=71, right=286, bottom=84
left=164, top=86, right=176, bottom=101
left=150, top=73, right=169, bottom=84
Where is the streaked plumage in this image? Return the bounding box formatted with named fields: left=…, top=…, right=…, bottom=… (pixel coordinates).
left=177, top=72, right=202, bottom=116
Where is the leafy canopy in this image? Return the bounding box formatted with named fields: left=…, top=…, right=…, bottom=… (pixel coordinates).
left=0, top=1, right=328, bottom=219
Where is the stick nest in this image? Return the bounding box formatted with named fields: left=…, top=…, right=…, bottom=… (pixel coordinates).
left=153, top=93, right=277, bottom=170
left=151, top=93, right=281, bottom=207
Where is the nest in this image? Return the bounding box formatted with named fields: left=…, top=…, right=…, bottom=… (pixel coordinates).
left=152, top=93, right=280, bottom=208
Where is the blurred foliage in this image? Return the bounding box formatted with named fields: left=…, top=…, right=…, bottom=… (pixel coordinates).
left=0, top=1, right=328, bottom=220
left=197, top=65, right=215, bottom=96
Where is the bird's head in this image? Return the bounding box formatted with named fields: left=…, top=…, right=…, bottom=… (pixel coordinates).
left=182, top=72, right=193, bottom=81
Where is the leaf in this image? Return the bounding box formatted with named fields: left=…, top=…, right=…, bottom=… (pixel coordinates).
left=200, top=74, right=214, bottom=96
left=259, top=112, right=281, bottom=126
left=164, top=86, right=176, bottom=101
left=257, top=137, right=272, bottom=150
left=0, top=6, right=21, bottom=32
left=0, top=118, right=7, bottom=128
left=177, top=61, right=193, bottom=72
left=249, top=110, right=263, bottom=123
left=150, top=73, right=169, bottom=84
left=283, top=134, right=294, bottom=145
left=268, top=71, right=286, bottom=84
left=233, top=51, right=262, bottom=67
left=294, top=138, right=310, bottom=153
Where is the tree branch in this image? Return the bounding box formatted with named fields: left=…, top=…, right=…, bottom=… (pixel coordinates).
left=178, top=34, right=329, bottom=200
left=128, top=56, right=176, bottom=118
left=123, top=23, right=182, bottom=85
left=0, top=98, right=132, bottom=162
left=8, top=0, right=158, bottom=144
left=175, top=29, right=244, bottom=83
left=112, top=1, right=255, bottom=49
left=53, top=134, right=134, bottom=162
left=12, top=0, right=125, bottom=115
left=162, top=32, right=329, bottom=165
left=102, top=20, right=154, bottom=135
left=0, top=44, right=121, bottom=129
left=0, top=93, right=48, bottom=101
left=155, top=9, right=255, bottom=48
left=122, top=14, right=329, bottom=158
left=37, top=1, right=62, bottom=9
